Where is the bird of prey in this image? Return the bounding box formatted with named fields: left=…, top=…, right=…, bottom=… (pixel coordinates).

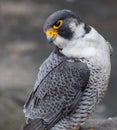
left=23, top=9, right=113, bottom=130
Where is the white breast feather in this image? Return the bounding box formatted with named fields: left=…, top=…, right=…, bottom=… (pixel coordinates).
left=61, top=26, right=111, bottom=68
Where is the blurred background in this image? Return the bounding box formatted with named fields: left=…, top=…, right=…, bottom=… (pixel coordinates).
left=0, top=0, right=117, bottom=130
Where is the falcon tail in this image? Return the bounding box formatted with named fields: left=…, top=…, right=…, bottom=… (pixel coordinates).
left=22, top=119, right=45, bottom=130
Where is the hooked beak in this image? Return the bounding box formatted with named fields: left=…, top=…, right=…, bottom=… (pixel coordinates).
left=45, top=28, right=58, bottom=44
left=46, top=36, right=54, bottom=44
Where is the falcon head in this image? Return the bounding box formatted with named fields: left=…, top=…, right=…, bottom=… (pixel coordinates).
left=43, top=9, right=112, bottom=58
left=43, top=9, right=90, bottom=49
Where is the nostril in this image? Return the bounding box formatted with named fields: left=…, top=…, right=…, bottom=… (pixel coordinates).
left=50, top=31, right=52, bottom=35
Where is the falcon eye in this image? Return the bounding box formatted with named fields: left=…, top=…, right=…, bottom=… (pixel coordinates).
left=53, top=20, right=63, bottom=29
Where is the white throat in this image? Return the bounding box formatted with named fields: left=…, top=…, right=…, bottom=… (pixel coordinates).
left=60, top=25, right=111, bottom=60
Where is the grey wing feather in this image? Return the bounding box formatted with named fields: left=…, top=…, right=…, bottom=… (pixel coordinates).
left=24, top=52, right=90, bottom=130
left=23, top=119, right=44, bottom=130
left=33, top=48, right=64, bottom=92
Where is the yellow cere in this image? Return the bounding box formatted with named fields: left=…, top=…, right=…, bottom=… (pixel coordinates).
left=45, top=20, right=63, bottom=39
left=45, top=28, right=58, bottom=39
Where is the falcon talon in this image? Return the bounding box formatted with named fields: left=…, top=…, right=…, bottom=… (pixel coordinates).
left=23, top=9, right=112, bottom=130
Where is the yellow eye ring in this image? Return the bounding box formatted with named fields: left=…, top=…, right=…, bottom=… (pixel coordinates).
left=53, top=20, right=63, bottom=30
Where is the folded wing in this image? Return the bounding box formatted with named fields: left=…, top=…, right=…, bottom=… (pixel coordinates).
left=23, top=51, right=90, bottom=130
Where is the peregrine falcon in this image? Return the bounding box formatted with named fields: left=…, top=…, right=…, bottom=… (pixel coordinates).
left=23, top=9, right=113, bottom=130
